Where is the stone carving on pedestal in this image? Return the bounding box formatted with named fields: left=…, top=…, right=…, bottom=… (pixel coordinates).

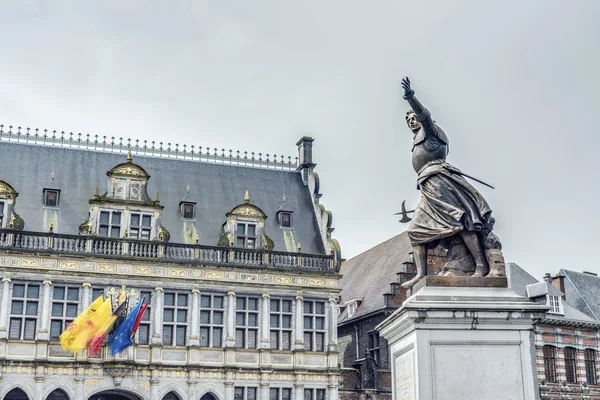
left=397, top=78, right=506, bottom=289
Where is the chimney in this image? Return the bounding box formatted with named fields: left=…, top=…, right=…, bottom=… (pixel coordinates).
left=549, top=273, right=566, bottom=300
left=296, top=136, right=316, bottom=184
left=543, top=273, right=553, bottom=283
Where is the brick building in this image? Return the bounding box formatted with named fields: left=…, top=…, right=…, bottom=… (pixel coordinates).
left=0, top=128, right=342, bottom=400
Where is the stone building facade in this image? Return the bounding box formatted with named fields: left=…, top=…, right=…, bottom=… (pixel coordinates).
left=0, top=128, right=342, bottom=400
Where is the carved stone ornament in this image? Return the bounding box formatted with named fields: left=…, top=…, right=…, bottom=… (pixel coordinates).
left=107, top=153, right=150, bottom=179
left=262, top=234, right=274, bottom=250
left=158, top=225, right=171, bottom=242
left=9, top=212, right=24, bottom=231
left=217, top=232, right=232, bottom=247
left=228, top=204, right=266, bottom=218
left=0, top=180, right=18, bottom=197
left=79, top=219, right=93, bottom=235
left=105, top=367, right=132, bottom=386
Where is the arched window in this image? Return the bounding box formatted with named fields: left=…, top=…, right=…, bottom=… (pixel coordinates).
left=4, top=388, right=29, bottom=400
left=200, top=394, right=217, bottom=400
left=564, top=347, right=577, bottom=383
left=162, top=393, right=181, bottom=400
left=543, top=345, right=557, bottom=383
left=585, top=349, right=597, bottom=385
left=46, top=390, right=69, bottom=400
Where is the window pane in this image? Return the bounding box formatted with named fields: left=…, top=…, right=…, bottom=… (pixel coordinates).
left=247, top=388, right=257, bottom=400
left=270, top=299, right=279, bottom=312
left=304, top=333, right=312, bottom=350
left=248, top=330, right=257, bottom=348
left=236, top=237, right=245, bottom=248
left=315, top=332, right=325, bottom=352
left=248, top=298, right=258, bottom=311
left=99, top=211, right=110, bottom=224
left=142, top=215, right=152, bottom=227
left=315, top=317, right=325, bottom=330
left=282, top=315, right=291, bottom=328
left=200, top=311, right=210, bottom=324
left=214, top=296, right=223, bottom=309
left=130, top=228, right=139, bottom=239
left=66, top=304, right=78, bottom=318
left=270, top=315, right=279, bottom=328
left=270, top=331, right=279, bottom=349
left=51, top=303, right=63, bottom=317
left=235, top=388, right=244, bottom=400
left=248, top=314, right=257, bottom=327
left=177, top=294, right=188, bottom=307
left=304, top=317, right=312, bottom=329
left=247, top=225, right=256, bottom=236
left=163, top=309, right=174, bottom=322
left=236, top=313, right=245, bottom=326
left=138, top=325, right=149, bottom=345
left=141, top=229, right=150, bottom=240
left=304, top=390, right=313, bottom=400
left=177, top=310, right=187, bottom=323
left=201, top=295, right=211, bottom=308
left=27, top=286, right=39, bottom=298
left=213, top=311, right=223, bottom=325
left=247, top=238, right=255, bottom=249
left=24, top=319, right=36, bottom=340
left=163, top=326, right=173, bottom=345
left=270, top=389, right=279, bottom=400
left=26, top=302, right=38, bottom=315
left=112, top=212, right=121, bottom=225
left=99, top=226, right=108, bottom=237
left=9, top=319, right=22, bottom=339
left=53, top=287, right=65, bottom=300
left=235, top=329, right=244, bottom=347
left=315, top=302, right=325, bottom=314
left=282, top=331, right=291, bottom=350
left=304, top=301, right=312, bottom=314
left=282, top=389, right=291, bottom=400
left=282, top=300, right=292, bottom=313
left=92, top=288, right=104, bottom=300
left=11, top=301, right=23, bottom=315
left=200, top=327, right=209, bottom=347
left=110, top=227, right=120, bottom=238
left=50, top=320, right=62, bottom=340
left=67, top=288, right=79, bottom=301
left=237, top=223, right=245, bottom=235
left=164, top=294, right=175, bottom=306
left=236, top=298, right=245, bottom=310
left=176, top=326, right=186, bottom=346
left=213, top=328, right=222, bottom=347
left=316, top=390, right=325, bottom=400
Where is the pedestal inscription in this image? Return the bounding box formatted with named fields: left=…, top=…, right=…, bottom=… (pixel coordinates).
left=394, top=347, right=416, bottom=400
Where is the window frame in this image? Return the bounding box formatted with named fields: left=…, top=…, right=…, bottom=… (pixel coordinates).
left=200, top=293, right=225, bottom=348
left=236, top=222, right=258, bottom=249
left=270, top=388, right=292, bottom=400
left=129, top=212, right=152, bottom=240
left=564, top=346, right=577, bottom=384
left=9, top=283, right=40, bottom=341
left=180, top=202, right=196, bottom=220
left=367, top=331, right=381, bottom=364
left=98, top=210, right=122, bottom=238
left=234, top=387, right=257, bottom=400
left=50, top=285, right=81, bottom=341
left=547, top=295, right=563, bottom=314
left=162, top=291, right=189, bottom=347
left=0, top=201, right=4, bottom=228
left=270, top=298, right=293, bottom=351
left=304, top=389, right=326, bottom=400
left=235, top=296, right=259, bottom=349
left=303, top=300, right=326, bottom=352
left=279, top=212, right=292, bottom=228
left=543, top=345, right=557, bottom=383
left=137, top=290, right=153, bottom=345
left=43, top=189, right=60, bottom=207
left=585, top=348, right=597, bottom=385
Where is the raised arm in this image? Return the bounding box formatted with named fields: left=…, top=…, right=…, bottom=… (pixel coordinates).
left=401, top=77, right=436, bottom=134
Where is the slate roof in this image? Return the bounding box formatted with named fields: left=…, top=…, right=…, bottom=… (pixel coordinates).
left=0, top=141, right=326, bottom=254
left=338, top=232, right=412, bottom=324
left=508, top=263, right=598, bottom=324
left=559, top=269, right=600, bottom=321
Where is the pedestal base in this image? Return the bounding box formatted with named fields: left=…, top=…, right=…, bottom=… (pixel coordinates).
left=378, top=285, right=548, bottom=400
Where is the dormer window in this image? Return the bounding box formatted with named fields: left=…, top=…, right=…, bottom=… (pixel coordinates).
left=181, top=202, right=196, bottom=220
left=130, top=213, right=152, bottom=240
left=237, top=222, right=257, bottom=249
left=280, top=212, right=292, bottom=228
left=98, top=211, right=122, bottom=238
left=114, top=179, right=126, bottom=200
left=43, top=189, right=60, bottom=207
left=547, top=295, right=563, bottom=314
left=0, top=202, right=4, bottom=227
left=346, top=299, right=362, bottom=318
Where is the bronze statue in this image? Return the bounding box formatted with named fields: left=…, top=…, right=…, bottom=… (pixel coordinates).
left=399, top=77, right=505, bottom=289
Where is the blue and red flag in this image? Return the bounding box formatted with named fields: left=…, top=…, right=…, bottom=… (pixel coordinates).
left=109, top=298, right=146, bottom=355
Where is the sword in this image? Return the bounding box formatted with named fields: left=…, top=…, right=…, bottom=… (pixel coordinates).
left=455, top=171, right=495, bottom=189
left=394, top=200, right=415, bottom=223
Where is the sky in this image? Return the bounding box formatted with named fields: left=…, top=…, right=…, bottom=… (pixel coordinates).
left=1, top=0, right=599, bottom=281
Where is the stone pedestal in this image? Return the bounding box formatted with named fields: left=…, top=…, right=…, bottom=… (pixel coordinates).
left=377, top=279, right=548, bottom=400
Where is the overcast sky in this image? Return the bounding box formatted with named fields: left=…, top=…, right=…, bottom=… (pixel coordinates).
left=1, top=0, right=599, bottom=281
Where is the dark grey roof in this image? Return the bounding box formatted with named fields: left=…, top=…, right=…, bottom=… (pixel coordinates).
left=508, top=264, right=597, bottom=324
left=0, top=141, right=326, bottom=254
left=560, top=269, right=600, bottom=321
left=338, top=232, right=411, bottom=324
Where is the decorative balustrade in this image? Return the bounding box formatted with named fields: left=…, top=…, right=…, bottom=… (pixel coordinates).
left=0, top=229, right=339, bottom=272
left=0, top=124, right=298, bottom=170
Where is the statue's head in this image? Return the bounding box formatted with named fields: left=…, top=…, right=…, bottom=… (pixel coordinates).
left=405, top=110, right=420, bottom=134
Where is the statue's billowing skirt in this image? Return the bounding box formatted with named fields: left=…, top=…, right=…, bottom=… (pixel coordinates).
left=408, top=167, right=494, bottom=246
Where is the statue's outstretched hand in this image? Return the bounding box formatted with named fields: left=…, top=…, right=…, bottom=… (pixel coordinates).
left=401, top=77, right=414, bottom=98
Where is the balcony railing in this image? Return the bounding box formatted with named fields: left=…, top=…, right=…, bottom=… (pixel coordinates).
left=0, top=229, right=339, bottom=272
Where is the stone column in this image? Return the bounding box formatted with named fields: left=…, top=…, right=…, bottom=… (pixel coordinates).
left=38, top=280, right=52, bottom=341
left=150, top=380, right=159, bottom=400
left=151, top=287, right=164, bottom=345
left=293, top=384, right=304, bottom=400
left=82, top=282, right=92, bottom=309
left=0, top=278, right=11, bottom=339
left=225, top=382, right=235, bottom=400
left=260, top=383, right=269, bottom=400
left=327, top=297, right=338, bottom=351
left=226, top=291, right=236, bottom=347
left=294, top=296, right=304, bottom=350
left=261, top=293, right=270, bottom=348
left=74, top=378, right=84, bottom=400
left=189, top=289, right=200, bottom=346
left=34, top=376, right=45, bottom=400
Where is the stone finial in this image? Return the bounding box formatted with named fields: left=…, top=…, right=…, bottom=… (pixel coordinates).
left=244, top=190, right=250, bottom=204
left=155, top=192, right=160, bottom=204
left=297, top=243, right=302, bottom=252
left=127, top=150, right=133, bottom=163
left=49, top=223, right=54, bottom=233
left=186, top=183, right=190, bottom=192
left=93, top=184, right=100, bottom=199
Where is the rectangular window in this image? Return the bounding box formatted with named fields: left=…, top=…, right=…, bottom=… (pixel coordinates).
left=304, top=389, right=326, bottom=400
left=181, top=202, right=196, bottom=219
left=130, top=213, right=152, bottom=240
left=235, top=387, right=257, bottom=400
left=235, top=296, right=259, bottom=349
left=0, top=201, right=4, bottom=227
left=44, top=189, right=60, bottom=207
left=565, top=347, right=577, bottom=383
left=548, top=296, right=561, bottom=314
left=9, top=283, right=40, bottom=340
left=304, top=300, right=326, bottom=352
left=98, top=211, right=121, bottom=238
left=280, top=212, right=292, bottom=228
left=200, top=294, right=224, bottom=348
left=270, top=388, right=292, bottom=400
left=543, top=345, right=557, bottom=383
left=270, top=298, right=293, bottom=350
left=137, top=290, right=152, bottom=345
left=163, top=292, right=188, bottom=346
left=50, top=285, right=80, bottom=341
left=236, top=223, right=257, bottom=249
left=92, top=287, right=104, bottom=302
left=129, top=182, right=141, bottom=200
left=114, top=179, right=126, bottom=199
left=368, top=331, right=381, bottom=364
left=585, top=349, right=597, bottom=385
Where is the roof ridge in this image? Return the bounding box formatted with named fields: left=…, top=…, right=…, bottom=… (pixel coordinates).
left=0, top=124, right=298, bottom=171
